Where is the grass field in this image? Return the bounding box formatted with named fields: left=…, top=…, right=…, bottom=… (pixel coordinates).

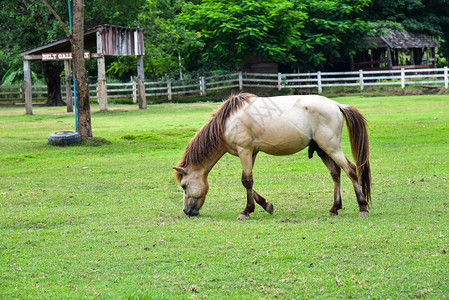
left=1, top=94, right=448, bottom=299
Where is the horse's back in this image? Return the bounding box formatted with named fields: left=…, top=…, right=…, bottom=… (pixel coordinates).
left=225, top=95, right=345, bottom=156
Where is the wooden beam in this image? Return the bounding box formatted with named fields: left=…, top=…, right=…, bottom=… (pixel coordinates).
left=386, top=47, right=393, bottom=70
left=96, top=31, right=108, bottom=111
left=22, top=55, right=43, bottom=61
left=22, top=52, right=102, bottom=61
left=64, top=60, right=73, bottom=112
left=23, top=60, right=33, bottom=115
left=137, top=55, right=147, bottom=109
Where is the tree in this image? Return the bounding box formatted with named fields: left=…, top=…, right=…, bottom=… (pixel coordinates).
left=71, top=0, right=92, bottom=138
left=42, top=63, right=65, bottom=106
left=289, top=0, right=371, bottom=71
left=105, top=0, right=201, bottom=80
left=179, top=0, right=306, bottom=71
left=179, top=0, right=371, bottom=72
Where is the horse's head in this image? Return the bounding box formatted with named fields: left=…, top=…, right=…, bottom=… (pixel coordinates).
left=173, top=166, right=209, bottom=217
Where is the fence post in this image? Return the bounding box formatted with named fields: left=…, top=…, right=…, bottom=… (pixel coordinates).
left=277, top=72, right=282, bottom=91
left=401, top=68, right=405, bottom=89
left=317, top=71, right=322, bottom=94
left=136, top=55, right=147, bottom=109
left=200, top=76, right=206, bottom=96
left=167, top=81, right=172, bottom=101
left=20, top=85, right=25, bottom=103
left=444, top=66, right=448, bottom=89
left=238, top=72, right=243, bottom=90
left=132, top=81, right=137, bottom=103
left=359, top=69, right=364, bottom=91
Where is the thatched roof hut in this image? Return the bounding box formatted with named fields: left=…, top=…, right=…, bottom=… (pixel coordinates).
left=352, top=29, right=439, bottom=70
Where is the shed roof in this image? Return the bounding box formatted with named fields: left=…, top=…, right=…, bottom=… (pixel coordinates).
left=20, top=24, right=145, bottom=57
left=364, top=29, right=438, bottom=49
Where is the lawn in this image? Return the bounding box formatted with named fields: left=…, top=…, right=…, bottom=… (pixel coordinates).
left=0, top=94, right=448, bottom=299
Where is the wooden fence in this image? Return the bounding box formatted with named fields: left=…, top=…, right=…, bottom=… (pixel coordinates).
left=2, top=67, right=448, bottom=104
left=0, top=85, right=24, bottom=103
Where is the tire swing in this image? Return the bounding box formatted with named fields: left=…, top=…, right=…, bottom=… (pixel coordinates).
left=48, top=131, right=81, bottom=146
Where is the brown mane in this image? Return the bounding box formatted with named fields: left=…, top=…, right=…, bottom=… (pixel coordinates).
left=175, top=93, right=255, bottom=182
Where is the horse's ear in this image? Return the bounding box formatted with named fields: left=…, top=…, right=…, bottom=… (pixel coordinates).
left=173, top=166, right=189, bottom=175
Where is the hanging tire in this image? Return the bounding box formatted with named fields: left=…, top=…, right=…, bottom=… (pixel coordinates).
left=48, top=131, right=82, bottom=146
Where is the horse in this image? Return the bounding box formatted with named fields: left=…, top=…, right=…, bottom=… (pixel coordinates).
left=173, top=93, right=371, bottom=220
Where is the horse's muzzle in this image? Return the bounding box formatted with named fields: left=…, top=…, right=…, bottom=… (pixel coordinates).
left=183, top=206, right=199, bottom=217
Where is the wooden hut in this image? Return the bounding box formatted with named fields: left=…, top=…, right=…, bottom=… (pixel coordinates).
left=351, top=29, right=439, bottom=70
left=240, top=54, right=279, bottom=74
left=20, top=24, right=146, bottom=114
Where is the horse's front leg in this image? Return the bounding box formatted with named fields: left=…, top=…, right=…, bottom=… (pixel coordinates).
left=237, top=149, right=274, bottom=220
left=237, top=148, right=256, bottom=220
left=249, top=152, right=274, bottom=215
left=237, top=174, right=256, bottom=220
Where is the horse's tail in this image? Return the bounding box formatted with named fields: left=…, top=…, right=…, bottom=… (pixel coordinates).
left=339, top=105, right=371, bottom=204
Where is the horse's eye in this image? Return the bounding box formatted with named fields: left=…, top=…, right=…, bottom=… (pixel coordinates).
left=181, top=185, right=186, bottom=191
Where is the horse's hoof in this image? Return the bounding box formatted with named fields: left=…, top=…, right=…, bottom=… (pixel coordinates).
left=359, top=211, right=369, bottom=217
left=265, top=202, right=274, bottom=215
left=237, top=213, right=249, bottom=221
left=328, top=211, right=338, bottom=216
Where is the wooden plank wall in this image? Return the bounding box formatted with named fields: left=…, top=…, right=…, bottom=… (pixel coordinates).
left=99, top=26, right=144, bottom=56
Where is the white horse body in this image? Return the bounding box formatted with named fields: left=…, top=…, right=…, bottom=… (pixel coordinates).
left=225, top=95, right=345, bottom=156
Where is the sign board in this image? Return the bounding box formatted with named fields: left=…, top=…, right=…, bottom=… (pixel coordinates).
left=42, top=52, right=91, bottom=61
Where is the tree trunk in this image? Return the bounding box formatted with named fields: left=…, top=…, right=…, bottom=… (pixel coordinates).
left=71, top=0, right=92, bottom=138
left=43, top=62, right=65, bottom=106
left=445, top=32, right=449, bottom=66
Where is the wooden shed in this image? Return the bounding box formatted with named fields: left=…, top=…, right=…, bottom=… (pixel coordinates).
left=240, top=54, right=279, bottom=74
left=351, top=29, right=439, bottom=70
left=20, top=24, right=146, bottom=114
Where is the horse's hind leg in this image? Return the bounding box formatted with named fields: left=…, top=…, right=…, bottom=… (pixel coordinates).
left=320, top=155, right=343, bottom=216
left=328, top=151, right=369, bottom=216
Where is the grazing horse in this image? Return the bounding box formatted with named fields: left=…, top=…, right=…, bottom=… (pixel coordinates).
left=174, top=93, right=371, bottom=220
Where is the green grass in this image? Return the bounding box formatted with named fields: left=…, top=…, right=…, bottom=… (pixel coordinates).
left=1, top=95, right=448, bottom=299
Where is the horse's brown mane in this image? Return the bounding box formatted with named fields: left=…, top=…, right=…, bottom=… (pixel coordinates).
left=175, top=93, right=255, bottom=182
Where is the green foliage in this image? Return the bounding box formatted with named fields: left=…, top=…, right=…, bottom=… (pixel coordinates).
left=106, top=56, right=138, bottom=78
left=136, top=0, right=202, bottom=78
left=289, top=0, right=371, bottom=71
left=1, top=67, right=42, bottom=86
left=1, top=69, right=21, bottom=86
left=362, top=0, right=449, bottom=64
left=179, top=0, right=305, bottom=69
left=0, top=95, right=448, bottom=298
left=86, top=0, right=147, bottom=27
left=179, top=0, right=371, bottom=72
left=0, top=1, right=68, bottom=78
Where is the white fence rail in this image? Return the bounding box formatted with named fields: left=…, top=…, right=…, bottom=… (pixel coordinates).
left=2, top=67, right=448, bottom=104
left=144, top=67, right=449, bottom=100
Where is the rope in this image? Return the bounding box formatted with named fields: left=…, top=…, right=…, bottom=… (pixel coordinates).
left=68, top=0, right=77, bottom=132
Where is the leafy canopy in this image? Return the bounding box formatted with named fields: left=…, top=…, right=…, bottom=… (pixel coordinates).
left=178, top=0, right=371, bottom=72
